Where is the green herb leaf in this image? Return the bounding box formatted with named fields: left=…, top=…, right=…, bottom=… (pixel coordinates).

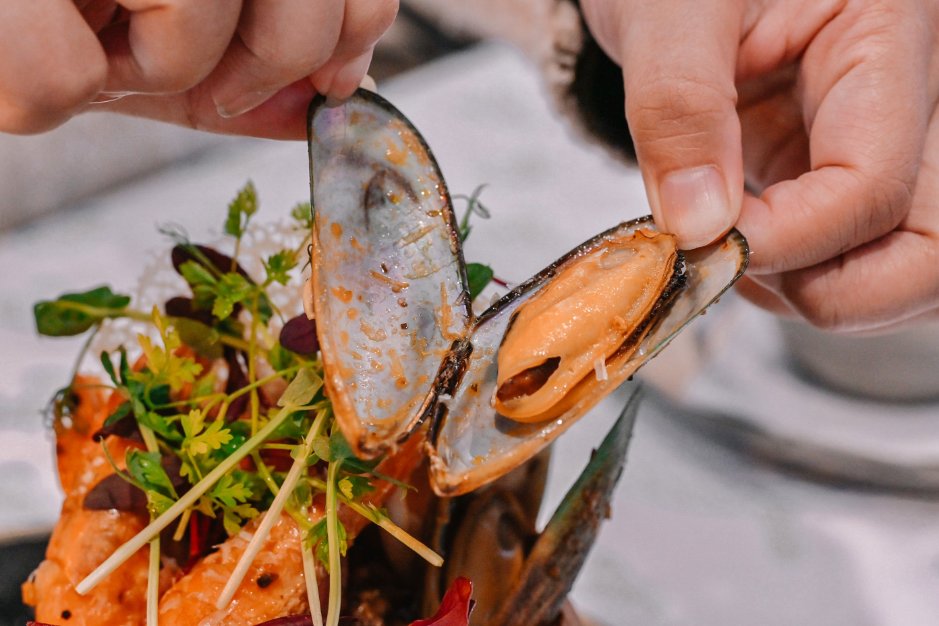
left=174, top=318, right=222, bottom=359
left=102, top=400, right=133, bottom=428
left=456, top=184, right=491, bottom=242
left=100, top=351, right=120, bottom=386
left=309, top=518, right=348, bottom=570
left=179, top=260, right=218, bottom=288
left=126, top=450, right=177, bottom=498
left=34, top=286, right=132, bottom=336
left=465, top=263, right=494, bottom=301
left=224, top=181, right=258, bottom=238
left=290, top=202, right=313, bottom=229
left=137, top=410, right=180, bottom=442
left=267, top=343, right=295, bottom=372
left=278, top=368, right=323, bottom=408
left=328, top=430, right=356, bottom=462
left=263, top=250, right=297, bottom=286
left=338, top=475, right=375, bottom=501
left=212, top=273, right=254, bottom=320
left=222, top=502, right=260, bottom=536
left=181, top=409, right=232, bottom=456
left=210, top=473, right=253, bottom=507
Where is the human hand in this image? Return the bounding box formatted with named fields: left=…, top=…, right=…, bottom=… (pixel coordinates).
left=0, top=0, right=398, bottom=139
left=581, top=0, right=939, bottom=332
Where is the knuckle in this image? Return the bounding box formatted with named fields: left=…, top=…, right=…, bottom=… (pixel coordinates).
left=626, top=73, right=736, bottom=144
left=2, top=54, right=106, bottom=133
left=783, top=266, right=861, bottom=332
left=842, top=166, right=914, bottom=244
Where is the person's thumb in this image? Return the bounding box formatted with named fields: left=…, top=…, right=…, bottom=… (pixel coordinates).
left=586, top=0, right=745, bottom=249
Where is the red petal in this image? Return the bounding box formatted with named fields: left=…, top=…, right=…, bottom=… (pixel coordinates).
left=409, top=577, right=474, bottom=626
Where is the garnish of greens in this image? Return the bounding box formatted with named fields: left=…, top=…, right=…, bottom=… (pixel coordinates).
left=34, top=181, right=498, bottom=626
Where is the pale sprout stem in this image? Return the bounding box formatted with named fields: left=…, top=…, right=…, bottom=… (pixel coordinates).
left=216, top=410, right=327, bottom=609
left=139, top=424, right=161, bottom=626
left=306, top=478, right=443, bottom=567
left=215, top=450, right=306, bottom=608
left=301, top=535, right=325, bottom=626
left=75, top=405, right=297, bottom=595
left=147, top=537, right=160, bottom=626
left=173, top=508, right=192, bottom=543
left=594, top=357, right=608, bottom=382
left=325, top=461, right=342, bottom=626
left=371, top=512, right=443, bottom=567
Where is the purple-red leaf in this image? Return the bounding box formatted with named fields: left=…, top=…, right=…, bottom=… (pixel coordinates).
left=279, top=315, right=318, bottom=356
left=83, top=473, right=148, bottom=514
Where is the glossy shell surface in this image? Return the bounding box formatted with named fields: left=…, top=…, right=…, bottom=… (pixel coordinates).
left=494, top=228, right=681, bottom=421
left=429, top=218, right=748, bottom=495
left=308, top=92, right=472, bottom=457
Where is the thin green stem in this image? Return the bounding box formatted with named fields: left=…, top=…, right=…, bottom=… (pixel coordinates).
left=305, top=478, right=442, bottom=567
left=251, top=451, right=281, bottom=497
left=325, top=461, right=342, bottom=626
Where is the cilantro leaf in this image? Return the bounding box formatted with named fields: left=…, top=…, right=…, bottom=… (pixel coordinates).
left=222, top=503, right=260, bottom=536
left=34, top=286, right=131, bottom=336
left=181, top=409, right=232, bottom=456
left=263, top=250, right=297, bottom=286
left=210, top=473, right=253, bottom=507
left=338, top=475, right=375, bottom=500
left=136, top=332, right=203, bottom=392
left=309, top=518, right=348, bottom=569
left=224, top=181, right=258, bottom=238
left=465, top=263, right=494, bottom=301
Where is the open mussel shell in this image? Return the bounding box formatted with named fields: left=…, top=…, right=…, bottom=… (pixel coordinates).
left=308, top=91, right=472, bottom=457
left=428, top=218, right=748, bottom=496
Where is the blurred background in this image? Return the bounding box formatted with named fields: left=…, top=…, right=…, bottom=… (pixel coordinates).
left=2, top=5, right=939, bottom=625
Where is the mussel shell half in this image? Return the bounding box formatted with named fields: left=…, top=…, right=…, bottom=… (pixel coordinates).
left=429, top=217, right=748, bottom=495
left=308, top=91, right=472, bottom=457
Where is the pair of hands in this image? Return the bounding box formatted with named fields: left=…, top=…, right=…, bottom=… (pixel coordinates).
left=3, top=0, right=936, bottom=333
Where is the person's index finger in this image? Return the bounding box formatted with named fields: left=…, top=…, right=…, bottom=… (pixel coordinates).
left=100, top=0, right=241, bottom=95
left=616, top=0, right=746, bottom=249
left=739, top=4, right=931, bottom=275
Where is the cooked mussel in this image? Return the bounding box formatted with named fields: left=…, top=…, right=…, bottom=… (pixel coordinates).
left=308, top=90, right=749, bottom=496
left=494, top=228, right=684, bottom=422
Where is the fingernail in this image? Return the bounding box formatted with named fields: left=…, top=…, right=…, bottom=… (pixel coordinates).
left=213, top=88, right=278, bottom=118
left=358, top=74, right=377, bottom=93
left=658, top=165, right=733, bottom=249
